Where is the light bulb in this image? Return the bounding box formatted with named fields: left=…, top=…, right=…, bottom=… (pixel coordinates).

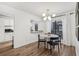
left=43, top=17, right=47, bottom=21
left=48, top=16, right=51, bottom=21
left=52, top=14, right=56, bottom=17
left=42, top=13, right=46, bottom=17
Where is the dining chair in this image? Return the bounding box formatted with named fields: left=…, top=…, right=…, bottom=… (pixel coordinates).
left=38, top=34, right=46, bottom=48
left=56, top=33, right=62, bottom=48
left=47, top=37, right=60, bottom=55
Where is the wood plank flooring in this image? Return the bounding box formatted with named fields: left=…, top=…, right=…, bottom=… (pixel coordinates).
left=0, top=40, right=12, bottom=53
left=0, top=42, right=76, bottom=56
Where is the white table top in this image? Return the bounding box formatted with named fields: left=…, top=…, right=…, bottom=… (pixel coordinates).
left=40, top=34, right=59, bottom=38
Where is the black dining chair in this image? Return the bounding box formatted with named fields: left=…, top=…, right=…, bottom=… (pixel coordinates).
left=47, top=37, right=60, bottom=55
left=38, top=34, right=46, bottom=48
left=56, top=33, right=62, bottom=48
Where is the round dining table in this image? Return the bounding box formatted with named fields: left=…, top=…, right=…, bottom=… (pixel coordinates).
left=40, top=33, right=59, bottom=49
left=40, top=33, right=59, bottom=39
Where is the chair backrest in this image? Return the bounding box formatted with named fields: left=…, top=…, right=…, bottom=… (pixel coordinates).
left=50, top=37, right=59, bottom=42
left=38, top=34, right=40, bottom=41
left=56, top=32, right=62, bottom=39
left=50, top=37, right=59, bottom=40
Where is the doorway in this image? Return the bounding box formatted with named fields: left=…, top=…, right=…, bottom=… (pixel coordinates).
left=51, top=20, right=63, bottom=39
left=0, top=15, right=14, bottom=53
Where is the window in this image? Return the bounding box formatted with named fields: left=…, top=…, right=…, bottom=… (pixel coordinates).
left=35, top=23, right=38, bottom=31
left=76, top=2, right=79, bottom=41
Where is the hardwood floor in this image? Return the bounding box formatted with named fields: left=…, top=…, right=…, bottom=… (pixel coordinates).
left=0, top=40, right=12, bottom=53
left=0, top=42, right=76, bottom=56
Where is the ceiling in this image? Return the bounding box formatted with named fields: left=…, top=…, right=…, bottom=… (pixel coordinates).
left=0, top=2, right=76, bottom=17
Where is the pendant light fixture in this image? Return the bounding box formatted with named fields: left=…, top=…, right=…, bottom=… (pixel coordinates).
left=42, top=9, right=56, bottom=21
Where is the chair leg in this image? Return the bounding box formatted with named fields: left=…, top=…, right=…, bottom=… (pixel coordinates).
left=52, top=45, right=55, bottom=54
left=53, top=45, right=55, bottom=49
left=58, top=45, right=60, bottom=55
left=44, top=42, right=46, bottom=48
left=50, top=45, right=52, bottom=55
left=59, top=41, right=61, bottom=48
left=38, top=42, right=40, bottom=48
left=47, top=43, right=48, bottom=49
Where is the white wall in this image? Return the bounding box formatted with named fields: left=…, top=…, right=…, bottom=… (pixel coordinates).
left=0, top=5, right=43, bottom=48
left=61, top=13, right=76, bottom=46
left=4, top=18, right=14, bottom=30
left=63, top=13, right=72, bottom=46
left=71, top=13, right=79, bottom=56
left=38, top=21, right=45, bottom=31
left=4, top=33, right=13, bottom=41
left=70, top=14, right=76, bottom=46
left=0, top=18, right=4, bottom=43
left=70, top=13, right=79, bottom=56
left=45, top=20, right=51, bottom=33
